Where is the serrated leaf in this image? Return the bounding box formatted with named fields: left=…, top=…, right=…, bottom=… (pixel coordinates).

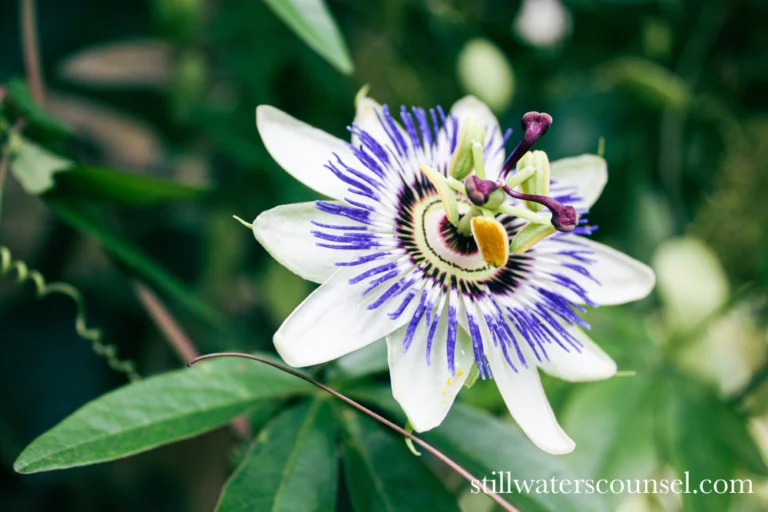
left=47, top=199, right=222, bottom=324
left=47, top=166, right=207, bottom=206
left=10, top=135, right=73, bottom=195
left=217, top=400, right=337, bottom=512
left=338, top=406, right=460, bottom=512
left=264, top=0, right=354, bottom=74
left=349, top=385, right=610, bottom=512
left=14, top=355, right=311, bottom=474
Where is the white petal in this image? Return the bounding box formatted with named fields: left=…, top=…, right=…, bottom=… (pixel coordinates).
left=387, top=306, right=474, bottom=432
left=549, top=154, right=608, bottom=210
left=486, top=343, right=575, bottom=454
left=274, top=266, right=414, bottom=367
left=537, top=236, right=656, bottom=306
left=450, top=96, right=505, bottom=178
left=537, top=323, right=617, bottom=382
left=352, top=96, right=389, bottom=146
left=253, top=202, right=361, bottom=284
left=256, top=105, right=352, bottom=200
left=580, top=237, right=655, bottom=305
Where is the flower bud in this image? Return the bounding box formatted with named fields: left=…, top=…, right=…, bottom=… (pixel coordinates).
left=517, top=150, right=551, bottom=211
left=449, top=119, right=485, bottom=180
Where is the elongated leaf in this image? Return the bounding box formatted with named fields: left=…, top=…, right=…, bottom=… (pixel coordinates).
left=349, top=385, right=610, bottom=512
left=339, top=406, right=460, bottom=512
left=47, top=199, right=222, bottom=324
left=561, top=377, right=657, bottom=509
left=217, top=400, right=337, bottom=512
left=48, top=166, right=207, bottom=206
left=3, top=79, right=72, bottom=138
left=264, top=0, right=354, bottom=74
left=14, top=355, right=312, bottom=474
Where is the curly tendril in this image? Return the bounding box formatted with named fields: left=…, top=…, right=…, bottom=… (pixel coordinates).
left=1, top=245, right=140, bottom=381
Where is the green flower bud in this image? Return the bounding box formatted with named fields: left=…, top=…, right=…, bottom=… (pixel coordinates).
left=449, top=119, right=485, bottom=180
left=517, top=150, right=551, bottom=211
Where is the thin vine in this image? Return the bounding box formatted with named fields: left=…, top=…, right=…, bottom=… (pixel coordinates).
left=0, top=86, right=139, bottom=382
left=0, top=246, right=140, bottom=381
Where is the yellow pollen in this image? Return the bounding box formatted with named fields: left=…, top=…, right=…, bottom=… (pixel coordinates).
left=470, top=217, right=510, bottom=267
left=457, top=369, right=464, bottom=376
left=447, top=378, right=452, bottom=386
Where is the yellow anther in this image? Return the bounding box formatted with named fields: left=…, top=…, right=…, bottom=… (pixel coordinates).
left=421, top=165, right=459, bottom=225
left=470, top=217, right=510, bottom=268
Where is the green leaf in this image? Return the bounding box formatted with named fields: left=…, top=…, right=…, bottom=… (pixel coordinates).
left=338, top=406, right=461, bottom=512
left=47, top=199, right=223, bottom=324
left=9, top=135, right=73, bottom=195
left=217, top=400, right=337, bottom=512
left=3, top=79, right=72, bottom=138
left=349, top=385, right=609, bottom=512
left=659, top=375, right=761, bottom=512
left=598, top=57, right=691, bottom=110
left=47, top=166, right=207, bottom=206
left=561, top=377, right=657, bottom=509
left=14, top=355, right=312, bottom=474
left=263, top=0, right=354, bottom=75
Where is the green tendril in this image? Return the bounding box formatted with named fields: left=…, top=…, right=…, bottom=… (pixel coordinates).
left=404, top=420, right=422, bottom=456
left=0, top=245, right=140, bottom=381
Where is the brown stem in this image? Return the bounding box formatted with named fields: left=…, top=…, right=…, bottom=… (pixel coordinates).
left=0, top=120, right=26, bottom=228
left=20, top=0, right=46, bottom=106
left=133, top=283, right=252, bottom=441
left=188, top=352, right=519, bottom=512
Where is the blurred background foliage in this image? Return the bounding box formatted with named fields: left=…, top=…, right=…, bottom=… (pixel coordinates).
left=1, top=0, right=768, bottom=511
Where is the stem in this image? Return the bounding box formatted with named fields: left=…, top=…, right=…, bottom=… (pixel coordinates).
left=0, top=120, right=25, bottom=228
left=188, top=352, right=519, bottom=512
left=134, top=284, right=252, bottom=441
left=502, top=166, right=535, bottom=189
left=447, top=177, right=467, bottom=195
left=496, top=203, right=551, bottom=225
left=20, top=0, right=46, bottom=106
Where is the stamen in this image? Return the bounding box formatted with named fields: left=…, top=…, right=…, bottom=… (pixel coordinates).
left=420, top=165, right=459, bottom=225
left=471, top=142, right=486, bottom=179
left=517, top=150, right=550, bottom=212
left=510, top=223, right=557, bottom=255
left=470, top=217, right=510, bottom=268
left=449, top=118, right=485, bottom=180
left=499, top=112, right=552, bottom=179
